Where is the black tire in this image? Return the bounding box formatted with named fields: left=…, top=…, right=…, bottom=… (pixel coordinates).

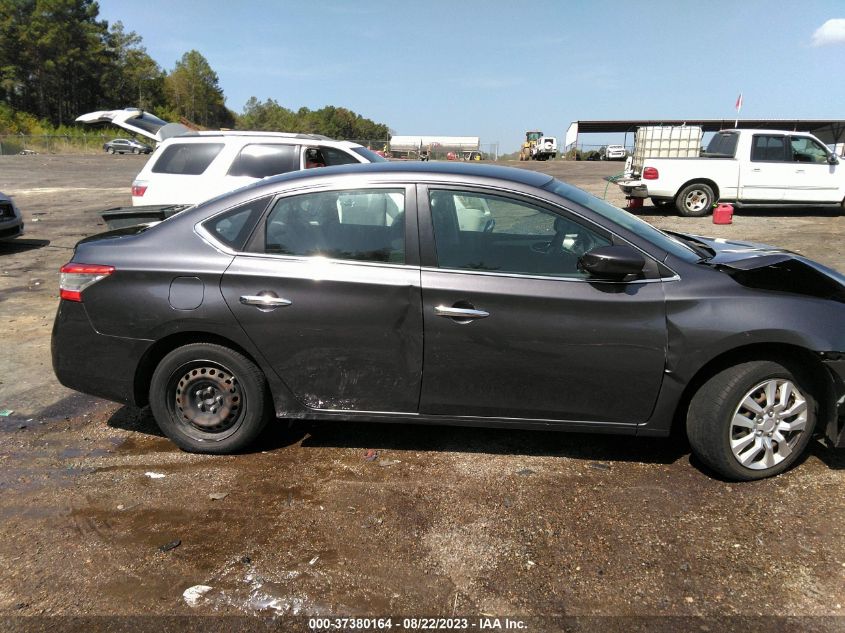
left=675, top=182, right=714, bottom=217
left=149, top=343, right=271, bottom=453
left=687, top=360, right=816, bottom=480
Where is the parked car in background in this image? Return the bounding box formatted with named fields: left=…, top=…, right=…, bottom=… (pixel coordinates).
left=604, top=145, right=628, bottom=160
left=616, top=129, right=845, bottom=216
left=78, top=109, right=385, bottom=206
left=52, top=162, right=845, bottom=480
left=0, top=192, right=24, bottom=240
left=103, top=138, right=152, bottom=155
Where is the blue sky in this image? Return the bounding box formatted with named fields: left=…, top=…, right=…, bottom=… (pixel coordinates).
left=97, top=1, right=845, bottom=152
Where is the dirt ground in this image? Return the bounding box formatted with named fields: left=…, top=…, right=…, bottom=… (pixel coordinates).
left=0, top=155, right=844, bottom=632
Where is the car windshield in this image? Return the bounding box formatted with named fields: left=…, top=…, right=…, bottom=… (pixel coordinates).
left=350, top=146, right=388, bottom=163
left=542, top=179, right=701, bottom=262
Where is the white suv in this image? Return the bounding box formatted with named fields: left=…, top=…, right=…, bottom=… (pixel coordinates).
left=77, top=109, right=385, bottom=206
left=604, top=145, right=627, bottom=160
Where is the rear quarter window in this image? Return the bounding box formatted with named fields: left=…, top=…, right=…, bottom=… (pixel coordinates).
left=202, top=196, right=271, bottom=251
left=228, top=144, right=297, bottom=178
left=703, top=132, right=738, bottom=157
left=152, top=143, right=224, bottom=175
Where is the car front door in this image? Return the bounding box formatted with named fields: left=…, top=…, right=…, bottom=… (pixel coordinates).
left=739, top=134, right=792, bottom=202
left=220, top=185, right=423, bottom=412
left=788, top=136, right=843, bottom=203
left=418, top=187, right=667, bottom=425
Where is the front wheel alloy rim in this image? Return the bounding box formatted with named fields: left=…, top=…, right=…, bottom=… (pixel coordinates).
left=730, top=379, right=808, bottom=470
left=684, top=189, right=709, bottom=212
left=170, top=362, right=245, bottom=438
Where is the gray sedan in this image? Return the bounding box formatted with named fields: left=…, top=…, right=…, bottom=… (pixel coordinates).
left=51, top=162, right=845, bottom=480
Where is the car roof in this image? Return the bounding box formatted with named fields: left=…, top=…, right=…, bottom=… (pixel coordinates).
left=161, top=132, right=361, bottom=147
left=248, top=161, right=555, bottom=191
left=720, top=128, right=818, bottom=136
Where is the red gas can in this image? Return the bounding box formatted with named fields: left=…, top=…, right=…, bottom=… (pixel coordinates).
left=712, top=203, right=734, bottom=224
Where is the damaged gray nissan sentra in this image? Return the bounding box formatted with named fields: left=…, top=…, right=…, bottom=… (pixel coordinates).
left=51, top=162, right=845, bottom=480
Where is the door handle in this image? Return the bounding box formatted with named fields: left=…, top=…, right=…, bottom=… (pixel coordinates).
left=751, top=168, right=761, bottom=172
left=239, top=292, right=292, bottom=310
left=796, top=169, right=805, bottom=174
left=435, top=305, right=490, bottom=321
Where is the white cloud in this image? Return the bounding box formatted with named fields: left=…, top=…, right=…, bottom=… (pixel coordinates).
left=811, top=18, right=845, bottom=46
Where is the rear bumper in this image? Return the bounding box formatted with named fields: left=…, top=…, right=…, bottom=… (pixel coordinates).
left=615, top=177, right=649, bottom=198
left=51, top=300, right=152, bottom=406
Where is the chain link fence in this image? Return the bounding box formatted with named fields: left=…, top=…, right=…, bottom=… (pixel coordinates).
left=562, top=143, right=634, bottom=161
left=1, top=136, right=504, bottom=161
left=0, top=134, right=117, bottom=155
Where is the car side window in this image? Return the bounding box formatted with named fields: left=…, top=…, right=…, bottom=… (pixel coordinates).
left=790, top=137, right=829, bottom=164
left=429, top=190, right=610, bottom=278
left=302, top=146, right=359, bottom=169
left=320, top=147, right=359, bottom=166
left=152, top=143, right=224, bottom=175
left=264, top=189, right=405, bottom=264
left=228, top=144, right=297, bottom=178
left=203, top=196, right=272, bottom=250
left=750, top=135, right=788, bottom=162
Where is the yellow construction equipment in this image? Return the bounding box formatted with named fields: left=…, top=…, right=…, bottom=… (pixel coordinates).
left=519, top=130, right=542, bottom=161
left=519, top=130, right=558, bottom=161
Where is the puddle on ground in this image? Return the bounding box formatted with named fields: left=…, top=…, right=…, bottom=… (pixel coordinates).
left=116, top=434, right=177, bottom=456
left=180, top=556, right=336, bottom=617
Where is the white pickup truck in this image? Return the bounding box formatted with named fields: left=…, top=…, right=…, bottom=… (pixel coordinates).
left=616, top=128, right=845, bottom=216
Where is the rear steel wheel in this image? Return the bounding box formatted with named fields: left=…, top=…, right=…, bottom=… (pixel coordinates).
left=172, top=362, right=244, bottom=438
left=150, top=343, right=270, bottom=453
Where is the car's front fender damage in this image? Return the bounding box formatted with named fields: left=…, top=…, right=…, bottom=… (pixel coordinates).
left=820, top=354, right=845, bottom=447
left=714, top=254, right=845, bottom=303
left=716, top=254, right=845, bottom=446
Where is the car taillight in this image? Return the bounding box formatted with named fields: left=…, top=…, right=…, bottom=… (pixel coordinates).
left=59, top=263, right=114, bottom=302
left=643, top=167, right=659, bottom=180
left=131, top=182, right=147, bottom=197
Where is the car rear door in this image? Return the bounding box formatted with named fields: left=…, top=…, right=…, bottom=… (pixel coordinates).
left=219, top=184, right=423, bottom=412
left=417, top=186, right=667, bottom=425
left=739, top=134, right=791, bottom=201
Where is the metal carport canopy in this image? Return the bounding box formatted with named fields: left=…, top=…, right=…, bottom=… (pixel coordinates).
left=565, top=119, right=845, bottom=147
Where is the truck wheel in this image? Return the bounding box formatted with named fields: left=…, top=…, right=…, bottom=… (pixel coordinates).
left=676, top=183, right=714, bottom=217
left=686, top=360, right=816, bottom=480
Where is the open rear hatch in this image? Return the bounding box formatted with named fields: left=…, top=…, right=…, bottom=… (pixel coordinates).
left=75, top=108, right=194, bottom=142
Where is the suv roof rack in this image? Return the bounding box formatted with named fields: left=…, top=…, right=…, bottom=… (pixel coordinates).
left=183, top=131, right=338, bottom=141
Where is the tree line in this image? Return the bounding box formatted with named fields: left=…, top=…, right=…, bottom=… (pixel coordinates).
left=0, top=0, right=389, bottom=140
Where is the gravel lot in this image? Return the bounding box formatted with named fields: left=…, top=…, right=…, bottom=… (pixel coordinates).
left=0, top=155, right=843, bottom=631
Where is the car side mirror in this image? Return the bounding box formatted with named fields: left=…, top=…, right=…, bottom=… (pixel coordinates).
left=828, top=154, right=839, bottom=165
left=579, top=245, right=646, bottom=281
